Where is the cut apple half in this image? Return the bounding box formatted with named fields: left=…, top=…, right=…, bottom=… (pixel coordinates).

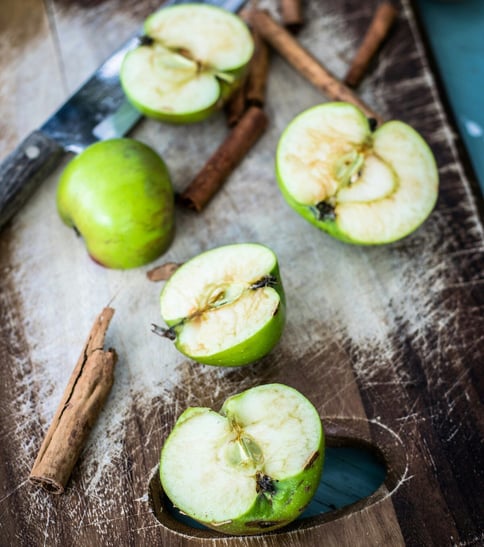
left=155, top=243, right=285, bottom=366
left=276, top=102, right=439, bottom=244
left=160, top=383, right=324, bottom=535
left=120, top=4, right=254, bottom=123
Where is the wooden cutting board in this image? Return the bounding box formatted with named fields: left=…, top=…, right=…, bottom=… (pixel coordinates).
left=0, top=0, right=482, bottom=545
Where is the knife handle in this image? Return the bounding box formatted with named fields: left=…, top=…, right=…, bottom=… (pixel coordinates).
left=0, top=130, right=65, bottom=232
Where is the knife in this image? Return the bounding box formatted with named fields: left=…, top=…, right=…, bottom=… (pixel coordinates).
left=0, top=0, right=248, bottom=232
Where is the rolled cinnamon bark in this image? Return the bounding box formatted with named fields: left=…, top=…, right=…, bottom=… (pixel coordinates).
left=344, top=1, right=398, bottom=88
left=225, top=81, right=248, bottom=128
left=249, top=9, right=383, bottom=124
left=225, top=29, right=270, bottom=127
left=180, top=106, right=268, bottom=212
left=29, top=307, right=117, bottom=494
left=246, top=29, right=270, bottom=107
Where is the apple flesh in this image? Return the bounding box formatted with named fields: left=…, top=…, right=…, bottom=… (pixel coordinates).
left=160, top=383, right=324, bottom=535
left=276, top=102, right=439, bottom=244
left=120, top=4, right=254, bottom=123
left=155, top=243, right=285, bottom=366
left=57, top=138, right=175, bottom=269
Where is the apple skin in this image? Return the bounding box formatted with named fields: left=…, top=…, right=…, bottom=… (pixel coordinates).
left=57, top=138, right=175, bottom=269
left=276, top=102, right=439, bottom=245
left=161, top=244, right=285, bottom=367
left=120, top=4, right=253, bottom=124
left=160, top=384, right=324, bottom=535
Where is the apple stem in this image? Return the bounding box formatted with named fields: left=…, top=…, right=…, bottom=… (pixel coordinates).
left=250, top=275, right=277, bottom=290
left=151, top=323, right=176, bottom=341
left=368, top=117, right=378, bottom=132
left=138, top=35, right=154, bottom=47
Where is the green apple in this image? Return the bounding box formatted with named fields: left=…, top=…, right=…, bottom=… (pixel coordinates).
left=153, top=243, right=285, bottom=366
left=276, top=102, right=439, bottom=244
left=120, top=4, right=254, bottom=123
left=57, top=138, right=175, bottom=269
left=160, top=383, right=324, bottom=535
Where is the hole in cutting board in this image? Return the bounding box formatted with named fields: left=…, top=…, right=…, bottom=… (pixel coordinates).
left=148, top=442, right=387, bottom=534
left=301, top=444, right=386, bottom=517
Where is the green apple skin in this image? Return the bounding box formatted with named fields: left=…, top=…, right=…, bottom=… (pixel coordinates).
left=160, top=384, right=324, bottom=535
left=276, top=102, right=439, bottom=245
left=57, top=138, right=175, bottom=269
left=120, top=4, right=253, bottom=124
left=160, top=244, right=285, bottom=367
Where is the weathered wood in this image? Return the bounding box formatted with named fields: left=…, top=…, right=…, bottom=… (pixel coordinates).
left=0, top=0, right=482, bottom=546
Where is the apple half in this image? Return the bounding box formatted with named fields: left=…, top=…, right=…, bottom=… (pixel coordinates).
left=120, top=4, right=254, bottom=123
left=154, top=243, right=285, bottom=366
left=160, top=383, right=324, bottom=535
left=57, top=138, right=175, bottom=269
left=276, top=102, right=439, bottom=244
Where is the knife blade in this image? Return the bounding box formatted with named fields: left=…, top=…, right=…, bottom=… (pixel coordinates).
left=0, top=0, right=248, bottom=232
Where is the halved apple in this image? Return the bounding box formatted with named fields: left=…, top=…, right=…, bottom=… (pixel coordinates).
left=154, top=243, right=285, bottom=366
left=160, top=383, right=324, bottom=535
left=276, top=102, right=439, bottom=244
left=120, top=4, right=254, bottom=123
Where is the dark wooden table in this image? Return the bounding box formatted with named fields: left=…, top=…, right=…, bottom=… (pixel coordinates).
left=1, top=1, right=482, bottom=545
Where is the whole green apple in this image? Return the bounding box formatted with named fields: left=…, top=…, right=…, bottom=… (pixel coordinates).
left=120, top=4, right=254, bottom=123
left=160, top=383, right=324, bottom=535
left=276, top=102, right=439, bottom=244
left=57, top=138, right=175, bottom=269
left=154, top=243, right=285, bottom=366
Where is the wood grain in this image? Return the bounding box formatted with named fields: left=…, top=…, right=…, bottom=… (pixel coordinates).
left=0, top=0, right=482, bottom=546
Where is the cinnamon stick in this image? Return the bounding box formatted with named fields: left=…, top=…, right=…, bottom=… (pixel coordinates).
left=280, top=0, right=303, bottom=33
left=225, top=80, right=248, bottom=128
left=249, top=9, right=383, bottom=125
left=147, top=262, right=182, bottom=282
left=246, top=29, right=270, bottom=107
left=179, top=106, right=268, bottom=212
left=29, top=307, right=117, bottom=494
left=344, top=1, right=398, bottom=88
left=225, top=29, right=270, bottom=127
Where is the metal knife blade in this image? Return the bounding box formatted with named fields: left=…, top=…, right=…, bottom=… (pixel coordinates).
left=0, top=0, right=248, bottom=231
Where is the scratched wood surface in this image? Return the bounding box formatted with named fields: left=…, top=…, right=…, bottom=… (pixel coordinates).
left=0, top=0, right=483, bottom=546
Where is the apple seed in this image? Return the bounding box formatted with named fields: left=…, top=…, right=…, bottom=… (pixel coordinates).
left=151, top=323, right=176, bottom=341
